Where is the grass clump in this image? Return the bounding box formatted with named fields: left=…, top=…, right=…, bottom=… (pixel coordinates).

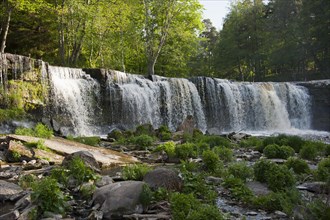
left=130, top=134, right=154, bottom=149
left=122, top=164, right=152, bottom=181
left=67, top=136, right=100, bottom=146
left=316, top=157, right=330, bottom=182
left=299, top=142, right=318, bottom=160
left=240, top=136, right=263, bottom=149
left=154, top=141, right=176, bottom=157
left=0, top=108, right=26, bottom=122
left=222, top=176, right=253, bottom=202
left=202, top=150, right=221, bottom=173
left=156, top=125, right=172, bottom=141
left=175, top=143, right=197, bottom=160
left=15, top=123, right=53, bottom=138
left=197, top=135, right=232, bottom=148
left=213, top=146, right=233, bottom=162
left=253, top=159, right=276, bottom=183
left=134, top=124, right=154, bottom=136
left=263, top=144, right=295, bottom=159
left=25, top=140, right=50, bottom=151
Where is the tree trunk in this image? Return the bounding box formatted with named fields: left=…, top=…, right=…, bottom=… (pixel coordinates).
left=0, top=6, right=12, bottom=53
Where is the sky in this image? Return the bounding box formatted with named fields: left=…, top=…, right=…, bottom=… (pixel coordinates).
left=199, top=0, right=233, bottom=30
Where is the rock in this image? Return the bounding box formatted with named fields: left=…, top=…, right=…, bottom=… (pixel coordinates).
left=274, top=210, right=287, bottom=217
left=143, top=168, right=183, bottom=191
left=229, top=132, right=250, bottom=142
left=292, top=205, right=309, bottom=220
left=0, top=166, right=22, bottom=180
left=95, top=176, right=114, bottom=188
left=28, top=160, right=36, bottom=165
left=176, top=115, right=196, bottom=135
left=93, top=181, right=147, bottom=219
left=246, top=211, right=258, bottom=216
left=17, top=204, right=37, bottom=220
left=269, top=158, right=286, bottom=164
left=14, top=193, right=31, bottom=211
left=38, top=158, right=50, bottom=165
left=0, top=180, right=23, bottom=201
left=205, top=176, right=222, bottom=185
left=0, top=210, right=20, bottom=220
left=299, top=182, right=329, bottom=194
left=6, top=141, right=33, bottom=162
left=62, top=151, right=101, bottom=173
left=246, top=181, right=271, bottom=196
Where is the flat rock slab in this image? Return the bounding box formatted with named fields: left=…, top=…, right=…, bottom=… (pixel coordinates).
left=0, top=180, right=23, bottom=201
left=7, top=135, right=139, bottom=168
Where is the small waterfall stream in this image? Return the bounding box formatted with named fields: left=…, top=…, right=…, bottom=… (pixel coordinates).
left=47, top=66, right=312, bottom=136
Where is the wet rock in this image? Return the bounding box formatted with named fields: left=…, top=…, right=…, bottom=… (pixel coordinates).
left=93, top=181, right=146, bottom=219
left=176, top=115, right=196, bottom=135
left=274, top=210, right=287, bottom=218
left=95, top=176, right=113, bottom=188
left=246, top=181, right=271, bottom=196
left=298, top=182, right=329, bottom=194
left=0, top=180, right=23, bottom=201
left=0, top=210, right=20, bottom=220
left=62, top=151, right=100, bottom=173
left=143, top=168, right=183, bottom=191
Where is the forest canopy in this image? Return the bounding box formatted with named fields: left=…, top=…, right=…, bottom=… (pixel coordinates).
left=0, top=0, right=329, bottom=81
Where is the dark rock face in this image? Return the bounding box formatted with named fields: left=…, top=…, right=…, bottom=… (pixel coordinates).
left=143, top=168, right=183, bottom=191
left=62, top=151, right=101, bottom=173
left=298, top=80, right=330, bottom=131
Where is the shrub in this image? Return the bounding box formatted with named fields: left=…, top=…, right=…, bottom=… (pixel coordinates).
left=135, top=124, right=154, bottom=136
left=324, top=144, right=330, bottom=157
left=267, top=164, right=296, bottom=191
left=157, top=125, right=172, bottom=141
left=254, top=159, right=276, bottom=183
left=11, top=150, right=22, bottom=162
left=15, top=127, right=34, bottom=136
left=122, top=164, right=152, bottom=181
left=280, top=135, right=305, bottom=153
left=154, top=141, right=176, bottom=157
left=227, top=162, right=253, bottom=182
left=202, top=150, right=220, bottom=173
left=31, top=177, right=67, bottom=215
left=222, top=176, right=253, bottom=202
left=239, top=136, right=263, bottom=149
left=188, top=204, right=223, bottom=220
left=107, top=129, right=123, bottom=140
left=213, top=146, right=233, bottom=162
left=299, top=142, right=318, bottom=160
left=195, top=142, right=210, bottom=156
left=25, top=140, right=50, bottom=151
left=19, top=174, right=37, bottom=189
left=263, top=144, right=294, bottom=159
left=306, top=199, right=330, bottom=220
left=0, top=108, right=26, bottom=122
left=316, top=157, right=330, bottom=182
left=198, top=135, right=231, bottom=148
left=285, top=157, right=310, bottom=174
left=130, top=134, right=154, bottom=149
left=175, top=143, right=196, bottom=160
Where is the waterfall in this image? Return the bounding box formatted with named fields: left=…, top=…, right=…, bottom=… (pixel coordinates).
left=48, top=66, right=101, bottom=136
left=47, top=66, right=312, bottom=136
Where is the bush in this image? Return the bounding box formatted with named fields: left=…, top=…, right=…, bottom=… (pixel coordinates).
left=130, top=134, right=154, bottom=149
left=306, top=199, right=330, bottom=220
left=122, top=164, right=152, bottom=181
left=19, top=174, right=37, bottom=189
left=285, top=157, right=310, bottom=174
left=227, top=162, right=253, bottom=182
left=254, top=159, right=276, bottom=183
left=263, top=144, right=295, bottom=159
left=198, top=135, right=231, bottom=148
left=25, top=140, right=50, bottom=151
left=0, top=108, right=26, bottom=122
left=31, top=177, right=67, bottom=216
left=154, top=141, right=176, bottom=157
left=202, top=150, right=221, bottom=173
left=213, top=146, right=233, bottom=162
left=195, top=142, right=210, bottom=156
left=175, top=143, right=197, bottom=160
left=69, top=136, right=101, bottom=146
left=222, top=176, right=253, bottom=202
left=15, top=123, right=53, bottom=139
left=239, top=136, right=263, bottom=149
left=157, top=125, right=172, bottom=141
left=259, top=134, right=304, bottom=152
left=324, top=144, right=330, bottom=157
left=316, top=157, right=330, bottom=182
left=267, top=164, right=296, bottom=191
left=135, top=124, right=154, bottom=136
left=299, top=142, right=318, bottom=160
left=107, top=129, right=123, bottom=140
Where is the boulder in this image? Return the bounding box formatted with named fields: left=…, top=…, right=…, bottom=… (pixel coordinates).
left=0, top=210, right=20, bottom=220
left=298, top=182, right=329, bottom=194
left=176, top=115, right=196, bottom=135
left=95, top=176, right=114, bottom=188
left=0, top=180, right=23, bottom=201
left=62, top=151, right=100, bottom=173
left=246, top=181, right=271, bottom=196
left=93, top=181, right=146, bottom=219
left=143, top=168, right=183, bottom=191
left=6, top=141, right=33, bottom=162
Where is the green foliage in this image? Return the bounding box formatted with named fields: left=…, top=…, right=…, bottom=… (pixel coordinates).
left=195, top=142, right=210, bottom=156
left=140, top=184, right=153, bottom=207
left=51, top=167, right=69, bottom=187
left=222, top=176, right=253, bottom=202
left=175, top=143, right=197, bottom=160
left=31, top=177, right=67, bottom=215
left=107, top=129, right=123, bottom=141
left=285, top=157, right=310, bottom=174
left=25, top=140, right=50, bottom=151
left=170, top=193, right=223, bottom=220
left=15, top=123, right=53, bottom=139
left=122, top=164, right=152, bottom=181
left=253, top=159, right=276, bottom=183
left=213, top=146, right=233, bottom=162
left=202, top=150, right=220, bottom=173
left=157, top=125, right=172, bottom=141
left=197, top=135, right=232, bottom=148
left=227, top=162, right=253, bottom=182
left=152, top=187, right=171, bottom=202
left=239, top=136, right=263, bottom=149
left=154, top=141, right=176, bottom=157
left=306, top=199, right=330, bottom=220
left=252, top=189, right=301, bottom=214
left=11, top=150, right=21, bottom=161
left=0, top=108, right=26, bottom=122
left=69, top=136, right=100, bottom=146
left=266, top=164, right=296, bottom=192
left=263, top=144, right=295, bottom=159
left=316, top=157, right=330, bottom=182
left=135, top=124, right=154, bottom=136
left=324, top=144, right=330, bottom=157
left=299, top=142, right=318, bottom=160
left=130, top=135, right=154, bottom=149
left=19, top=174, right=37, bottom=189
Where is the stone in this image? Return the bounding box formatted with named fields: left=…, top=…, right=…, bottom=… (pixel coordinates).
left=299, top=182, right=329, bottom=194
left=0, top=180, right=23, bottom=201
left=292, top=205, right=309, bottom=220
left=143, top=168, right=183, bottom=191
left=176, top=115, right=196, bottom=135
left=6, top=141, right=33, bottom=162
left=95, top=176, right=114, bottom=188
left=205, top=176, right=222, bottom=185
left=246, top=211, right=258, bottom=216
left=93, top=181, right=146, bottom=219
left=274, top=210, right=287, bottom=217
left=38, top=158, right=50, bottom=165
left=246, top=181, right=271, bottom=196
left=62, top=151, right=101, bottom=173
left=0, top=166, right=22, bottom=180
left=28, top=160, right=37, bottom=165
left=14, top=193, right=31, bottom=211
left=0, top=210, right=20, bottom=220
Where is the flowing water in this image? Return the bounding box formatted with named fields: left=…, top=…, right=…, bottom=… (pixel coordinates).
left=46, top=66, right=315, bottom=136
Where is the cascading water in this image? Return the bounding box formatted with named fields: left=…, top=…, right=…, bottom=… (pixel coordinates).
left=47, top=66, right=312, bottom=136
left=48, top=66, right=101, bottom=136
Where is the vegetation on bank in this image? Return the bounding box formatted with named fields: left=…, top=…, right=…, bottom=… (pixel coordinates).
left=6, top=123, right=330, bottom=219
left=0, top=0, right=328, bottom=80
